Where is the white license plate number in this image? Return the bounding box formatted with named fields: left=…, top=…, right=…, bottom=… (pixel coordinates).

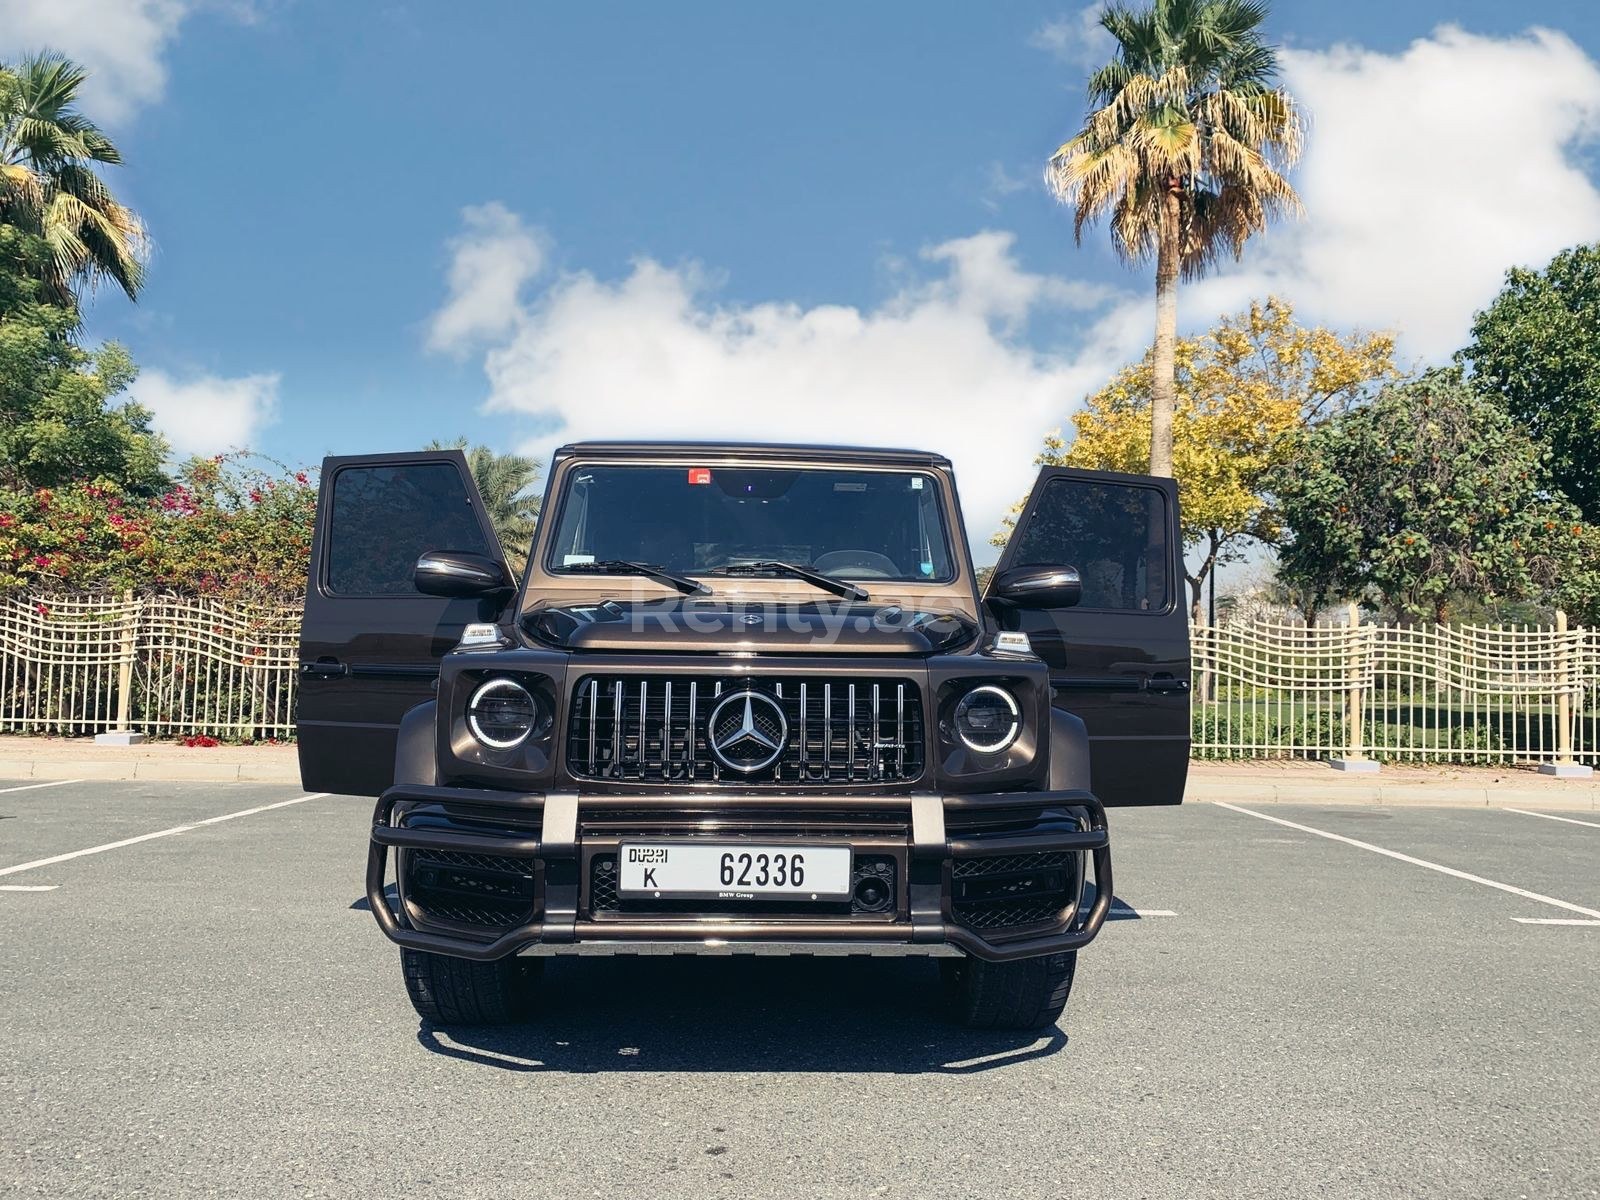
left=618, top=844, right=851, bottom=900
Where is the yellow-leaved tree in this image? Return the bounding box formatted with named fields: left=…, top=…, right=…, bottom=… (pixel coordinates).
left=996, top=297, right=1395, bottom=622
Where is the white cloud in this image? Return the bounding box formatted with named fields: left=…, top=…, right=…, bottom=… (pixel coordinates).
left=130, top=369, right=281, bottom=458
left=1029, top=6, right=1114, bottom=70
left=980, top=161, right=1032, bottom=212
left=426, top=202, right=548, bottom=355
left=1268, top=26, right=1600, bottom=359
left=428, top=223, right=1132, bottom=550
left=0, top=0, right=189, bottom=123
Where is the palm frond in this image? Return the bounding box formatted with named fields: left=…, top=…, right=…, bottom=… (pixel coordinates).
left=0, top=52, right=143, bottom=302
left=1045, top=0, right=1302, bottom=270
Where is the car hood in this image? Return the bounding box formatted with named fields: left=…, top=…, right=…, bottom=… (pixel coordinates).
left=524, top=598, right=978, bottom=655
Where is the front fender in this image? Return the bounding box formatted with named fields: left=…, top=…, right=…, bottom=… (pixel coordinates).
left=392, top=700, right=438, bottom=789
left=1048, top=706, right=1092, bottom=793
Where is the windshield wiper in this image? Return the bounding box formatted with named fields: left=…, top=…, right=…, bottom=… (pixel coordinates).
left=564, top=559, right=711, bottom=596
left=710, top=560, right=869, bottom=602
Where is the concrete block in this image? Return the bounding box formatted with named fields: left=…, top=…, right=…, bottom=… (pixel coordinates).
left=1328, top=758, right=1380, bottom=773
left=1537, top=763, right=1594, bottom=779
left=94, top=731, right=147, bottom=746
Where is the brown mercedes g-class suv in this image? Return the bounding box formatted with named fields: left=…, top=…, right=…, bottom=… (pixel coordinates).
left=297, top=442, right=1188, bottom=1029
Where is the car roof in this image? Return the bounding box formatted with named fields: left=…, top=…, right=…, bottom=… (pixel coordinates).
left=552, top=440, right=952, bottom=468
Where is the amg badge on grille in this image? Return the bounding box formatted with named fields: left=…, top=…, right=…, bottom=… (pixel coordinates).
left=707, top=689, right=789, bottom=773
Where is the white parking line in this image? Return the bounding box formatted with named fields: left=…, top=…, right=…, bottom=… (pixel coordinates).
left=1504, top=808, right=1600, bottom=830
left=1214, top=801, right=1600, bottom=921
left=1512, top=918, right=1600, bottom=926
left=0, top=884, right=59, bottom=891
left=0, top=779, right=83, bottom=796
left=0, top=793, right=331, bottom=878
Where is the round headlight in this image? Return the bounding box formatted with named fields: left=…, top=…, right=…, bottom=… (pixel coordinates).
left=467, top=678, right=538, bottom=749
left=953, top=685, right=1021, bottom=754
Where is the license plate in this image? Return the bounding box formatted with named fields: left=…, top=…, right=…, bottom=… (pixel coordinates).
left=618, top=843, right=851, bottom=901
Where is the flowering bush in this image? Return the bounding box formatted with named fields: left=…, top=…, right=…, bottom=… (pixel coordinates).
left=0, top=454, right=315, bottom=600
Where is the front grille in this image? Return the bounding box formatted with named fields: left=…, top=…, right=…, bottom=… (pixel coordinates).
left=405, top=849, right=535, bottom=930
left=950, top=850, right=1076, bottom=933
left=567, top=675, right=924, bottom=785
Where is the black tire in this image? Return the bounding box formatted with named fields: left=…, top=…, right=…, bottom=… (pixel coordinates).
left=940, top=951, right=1077, bottom=1030
left=400, top=948, right=542, bottom=1025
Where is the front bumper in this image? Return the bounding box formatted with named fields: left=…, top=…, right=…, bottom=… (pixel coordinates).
left=366, top=784, right=1112, bottom=964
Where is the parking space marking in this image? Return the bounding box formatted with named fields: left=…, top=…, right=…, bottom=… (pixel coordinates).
left=0, top=884, right=59, bottom=891
left=1512, top=918, right=1600, bottom=926
left=0, top=779, right=83, bottom=795
left=1214, top=801, right=1600, bottom=920
left=1504, top=808, right=1600, bottom=830
left=1110, top=903, right=1178, bottom=917
left=0, top=792, right=331, bottom=878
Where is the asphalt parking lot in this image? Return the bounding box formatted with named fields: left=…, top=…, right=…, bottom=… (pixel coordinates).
left=2, top=780, right=1596, bottom=1200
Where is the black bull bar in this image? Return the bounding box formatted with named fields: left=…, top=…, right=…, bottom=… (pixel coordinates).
left=365, top=785, right=1113, bottom=963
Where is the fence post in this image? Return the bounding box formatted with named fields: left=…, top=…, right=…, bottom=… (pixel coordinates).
left=1540, top=609, right=1592, bottom=778
left=1331, top=602, right=1378, bottom=772
left=93, top=591, right=146, bottom=747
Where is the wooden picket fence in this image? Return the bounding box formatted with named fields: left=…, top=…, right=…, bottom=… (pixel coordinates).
left=0, top=592, right=1595, bottom=766
left=1193, top=607, right=1598, bottom=767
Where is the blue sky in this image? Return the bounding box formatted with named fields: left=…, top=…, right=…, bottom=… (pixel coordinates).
left=4, top=0, right=1600, bottom=562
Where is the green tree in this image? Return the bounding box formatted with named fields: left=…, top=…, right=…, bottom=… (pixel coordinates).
left=0, top=53, right=146, bottom=304
left=1008, top=298, right=1394, bottom=621
left=1046, top=0, right=1304, bottom=478
left=1461, top=243, right=1600, bottom=524
left=426, top=439, right=542, bottom=570
left=0, top=226, right=166, bottom=494
left=1271, top=371, right=1583, bottom=624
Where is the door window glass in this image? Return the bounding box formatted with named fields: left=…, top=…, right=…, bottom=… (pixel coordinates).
left=326, top=463, right=493, bottom=595
left=1009, top=478, right=1170, bottom=611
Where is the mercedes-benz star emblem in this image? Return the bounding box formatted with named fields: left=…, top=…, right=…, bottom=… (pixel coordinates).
left=706, top=689, right=788, bottom=773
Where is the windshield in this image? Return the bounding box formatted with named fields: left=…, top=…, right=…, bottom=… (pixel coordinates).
left=545, top=464, right=956, bottom=583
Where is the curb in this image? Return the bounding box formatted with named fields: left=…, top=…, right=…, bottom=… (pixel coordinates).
left=1184, top=780, right=1600, bottom=811
left=1, top=756, right=1596, bottom=810
left=0, top=758, right=301, bottom=784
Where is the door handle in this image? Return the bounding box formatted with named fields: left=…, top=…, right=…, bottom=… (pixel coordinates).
left=1142, top=676, right=1190, bottom=693
left=299, top=658, right=348, bottom=680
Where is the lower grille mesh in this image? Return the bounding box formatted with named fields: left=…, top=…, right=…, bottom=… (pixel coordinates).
left=406, top=850, right=535, bottom=930
left=950, top=850, right=1076, bottom=933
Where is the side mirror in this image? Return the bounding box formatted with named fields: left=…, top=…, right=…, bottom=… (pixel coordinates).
left=989, top=564, right=1082, bottom=609
left=414, top=550, right=512, bottom=597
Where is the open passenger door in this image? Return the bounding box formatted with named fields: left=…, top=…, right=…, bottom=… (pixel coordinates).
left=987, top=467, right=1189, bottom=806
left=297, top=450, right=512, bottom=796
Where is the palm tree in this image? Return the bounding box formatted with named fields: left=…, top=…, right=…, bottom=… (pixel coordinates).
left=427, top=439, right=543, bottom=570
left=1046, top=0, right=1303, bottom=477
left=0, top=53, right=146, bottom=305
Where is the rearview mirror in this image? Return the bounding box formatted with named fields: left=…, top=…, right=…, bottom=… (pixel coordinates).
left=989, top=564, right=1082, bottom=609
left=414, top=550, right=512, bottom=597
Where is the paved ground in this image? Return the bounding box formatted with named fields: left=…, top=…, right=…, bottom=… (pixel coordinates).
left=2, top=781, right=1596, bottom=1199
